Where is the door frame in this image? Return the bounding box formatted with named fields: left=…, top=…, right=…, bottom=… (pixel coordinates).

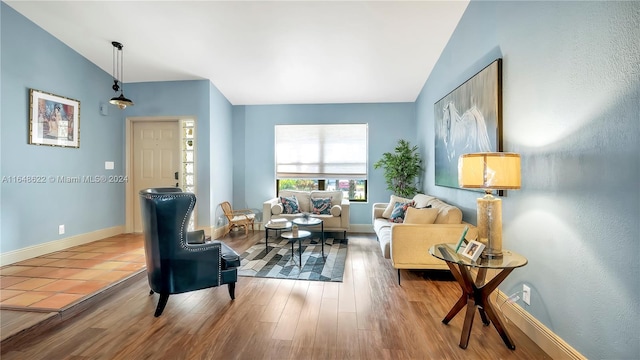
left=125, top=116, right=183, bottom=233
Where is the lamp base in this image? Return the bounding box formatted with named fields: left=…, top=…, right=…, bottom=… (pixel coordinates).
left=476, top=192, right=503, bottom=258
left=481, top=251, right=503, bottom=259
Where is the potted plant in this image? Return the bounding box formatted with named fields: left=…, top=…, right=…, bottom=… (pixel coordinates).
left=373, top=139, right=423, bottom=198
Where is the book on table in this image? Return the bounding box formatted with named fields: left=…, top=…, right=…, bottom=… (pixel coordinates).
left=268, top=218, right=288, bottom=228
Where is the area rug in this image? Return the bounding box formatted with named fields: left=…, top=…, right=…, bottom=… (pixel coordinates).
left=238, top=237, right=348, bottom=282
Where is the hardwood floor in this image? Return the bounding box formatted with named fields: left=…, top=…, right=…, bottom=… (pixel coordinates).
left=1, top=232, right=550, bottom=359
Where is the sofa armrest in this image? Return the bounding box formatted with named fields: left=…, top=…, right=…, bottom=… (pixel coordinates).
left=372, top=203, right=388, bottom=223
left=340, top=198, right=350, bottom=230
left=390, top=224, right=477, bottom=269
left=262, top=198, right=279, bottom=224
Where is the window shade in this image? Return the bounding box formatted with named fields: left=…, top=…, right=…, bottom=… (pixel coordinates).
left=275, top=124, right=368, bottom=179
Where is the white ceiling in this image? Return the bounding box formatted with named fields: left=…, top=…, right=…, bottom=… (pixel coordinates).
left=5, top=1, right=469, bottom=105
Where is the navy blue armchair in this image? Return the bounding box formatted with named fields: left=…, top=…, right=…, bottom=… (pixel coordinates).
left=139, top=188, right=240, bottom=317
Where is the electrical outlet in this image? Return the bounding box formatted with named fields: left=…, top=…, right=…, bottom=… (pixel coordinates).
left=523, top=284, right=531, bottom=305
left=58, top=224, right=65, bottom=235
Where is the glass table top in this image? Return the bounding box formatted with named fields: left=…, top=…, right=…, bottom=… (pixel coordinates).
left=429, top=243, right=527, bottom=269
left=281, top=230, right=311, bottom=239
left=292, top=217, right=322, bottom=225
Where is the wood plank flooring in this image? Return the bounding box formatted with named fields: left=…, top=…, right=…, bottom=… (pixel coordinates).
left=1, top=232, right=551, bottom=359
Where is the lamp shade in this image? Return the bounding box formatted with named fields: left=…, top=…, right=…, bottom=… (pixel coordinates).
left=458, top=152, right=521, bottom=190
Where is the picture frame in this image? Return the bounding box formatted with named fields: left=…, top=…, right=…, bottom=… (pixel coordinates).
left=29, top=89, right=80, bottom=148
left=454, top=225, right=470, bottom=252
left=460, top=240, right=485, bottom=262
left=434, top=59, right=502, bottom=191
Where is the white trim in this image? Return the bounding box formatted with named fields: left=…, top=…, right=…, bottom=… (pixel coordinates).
left=0, top=226, right=124, bottom=266
left=494, top=291, right=586, bottom=360
left=211, top=225, right=227, bottom=240
left=349, top=224, right=374, bottom=233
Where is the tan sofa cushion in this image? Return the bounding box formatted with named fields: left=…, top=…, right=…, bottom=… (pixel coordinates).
left=412, top=194, right=436, bottom=208
left=404, top=207, right=439, bottom=224
left=382, top=195, right=413, bottom=218
left=271, top=203, right=283, bottom=215
left=330, top=205, right=342, bottom=216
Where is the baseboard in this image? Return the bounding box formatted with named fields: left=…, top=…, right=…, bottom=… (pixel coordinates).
left=348, top=224, right=374, bottom=233
left=0, top=226, right=124, bottom=266
left=495, top=291, right=586, bottom=359
left=211, top=225, right=227, bottom=240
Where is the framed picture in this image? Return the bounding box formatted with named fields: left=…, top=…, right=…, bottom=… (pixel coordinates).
left=29, top=89, right=80, bottom=148
left=454, top=225, right=470, bottom=252
left=460, top=240, right=485, bottom=262
left=434, top=59, right=502, bottom=190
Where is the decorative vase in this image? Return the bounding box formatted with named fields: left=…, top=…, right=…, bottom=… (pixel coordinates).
left=292, top=224, right=299, bottom=237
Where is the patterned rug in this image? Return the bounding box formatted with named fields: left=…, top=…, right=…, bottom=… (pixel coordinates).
left=238, top=237, right=348, bottom=282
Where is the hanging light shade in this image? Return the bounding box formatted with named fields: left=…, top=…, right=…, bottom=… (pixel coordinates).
left=109, top=41, right=134, bottom=109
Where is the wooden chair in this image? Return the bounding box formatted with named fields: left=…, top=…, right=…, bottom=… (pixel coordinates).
left=221, top=201, right=255, bottom=235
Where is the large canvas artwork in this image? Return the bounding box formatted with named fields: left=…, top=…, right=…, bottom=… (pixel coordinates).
left=434, top=59, right=502, bottom=189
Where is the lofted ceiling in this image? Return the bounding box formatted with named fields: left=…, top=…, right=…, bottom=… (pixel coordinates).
left=5, top=1, right=469, bottom=105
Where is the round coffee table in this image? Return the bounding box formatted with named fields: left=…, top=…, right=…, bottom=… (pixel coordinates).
left=264, top=221, right=292, bottom=252
left=292, top=217, right=324, bottom=258
left=281, top=230, right=311, bottom=266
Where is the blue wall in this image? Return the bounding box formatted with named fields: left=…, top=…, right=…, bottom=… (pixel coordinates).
left=3, top=2, right=639, bottom=357
left=234, top=103, right=416, bottom=225
left=209, top=81, right=234, bottom=227
left=417, top=1, right=639, bottom=358
left=0, top=4, right=234, bottom=248
left=124, top=79, right=216, bottom=227
left=1, top=4, right=125, bottom=252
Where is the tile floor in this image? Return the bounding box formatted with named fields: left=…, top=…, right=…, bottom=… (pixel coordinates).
left=0, top=234, right=145, bottom=311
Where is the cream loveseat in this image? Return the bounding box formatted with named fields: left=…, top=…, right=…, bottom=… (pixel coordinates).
left=372, top=194, right=476, bottom=282
left=263, top=190, right=350, bottom=237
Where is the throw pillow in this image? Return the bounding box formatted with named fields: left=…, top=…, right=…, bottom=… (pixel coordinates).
left=311, top=197, right=332, bottom=215
left=412, top=194, right=435, bottom=208
left=404, top=207, right=439, bottom=224
left=382, top=195, right=413, bottom=218
left=280, top=196, right=300, bottom=214
left=389, top=201, right=415, bottom=223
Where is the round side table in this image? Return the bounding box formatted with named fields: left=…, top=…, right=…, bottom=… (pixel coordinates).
left=281, top=230, right=311, bottom=266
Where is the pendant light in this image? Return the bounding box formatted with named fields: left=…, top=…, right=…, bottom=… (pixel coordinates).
left=109, top=41, right=134, bottom=109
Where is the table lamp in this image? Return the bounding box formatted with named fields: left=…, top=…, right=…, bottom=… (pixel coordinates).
left=458, top=152, right=521, bottom=258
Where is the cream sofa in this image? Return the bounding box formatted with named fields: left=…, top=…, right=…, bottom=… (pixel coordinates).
left=372, top=194, right=476, bottom=281
left=263, top=190, right=350, bottom=237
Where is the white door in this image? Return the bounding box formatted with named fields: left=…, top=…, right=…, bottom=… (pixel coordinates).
left=132, top=121, right=180, bottom=232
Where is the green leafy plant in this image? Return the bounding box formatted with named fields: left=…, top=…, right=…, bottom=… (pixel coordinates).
left=373, top=139, right=423, bottom=198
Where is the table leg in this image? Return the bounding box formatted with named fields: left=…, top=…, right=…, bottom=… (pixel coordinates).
left=298, top=237, right=302, bottom=265
left=479, top=268, right=517, bottom=349
left=459, top=297, right=477, bottom=349
left=321, top=222, right=325, bottom=258
left=443, top=295, right=467, bottom=324
left=442, top=262, right=517, bottom=350
left=478, top=307, right=490, bottom=326
left=456, top=264, right=479, bottom=349
left=265, top=228, right=269, bottom=252
left=442, top=261, right=468, bottom=324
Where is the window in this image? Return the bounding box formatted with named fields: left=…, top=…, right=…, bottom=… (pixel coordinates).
left=275, top=124, right=368, bottom=201
left=181, top=119, right=196, bottom=230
